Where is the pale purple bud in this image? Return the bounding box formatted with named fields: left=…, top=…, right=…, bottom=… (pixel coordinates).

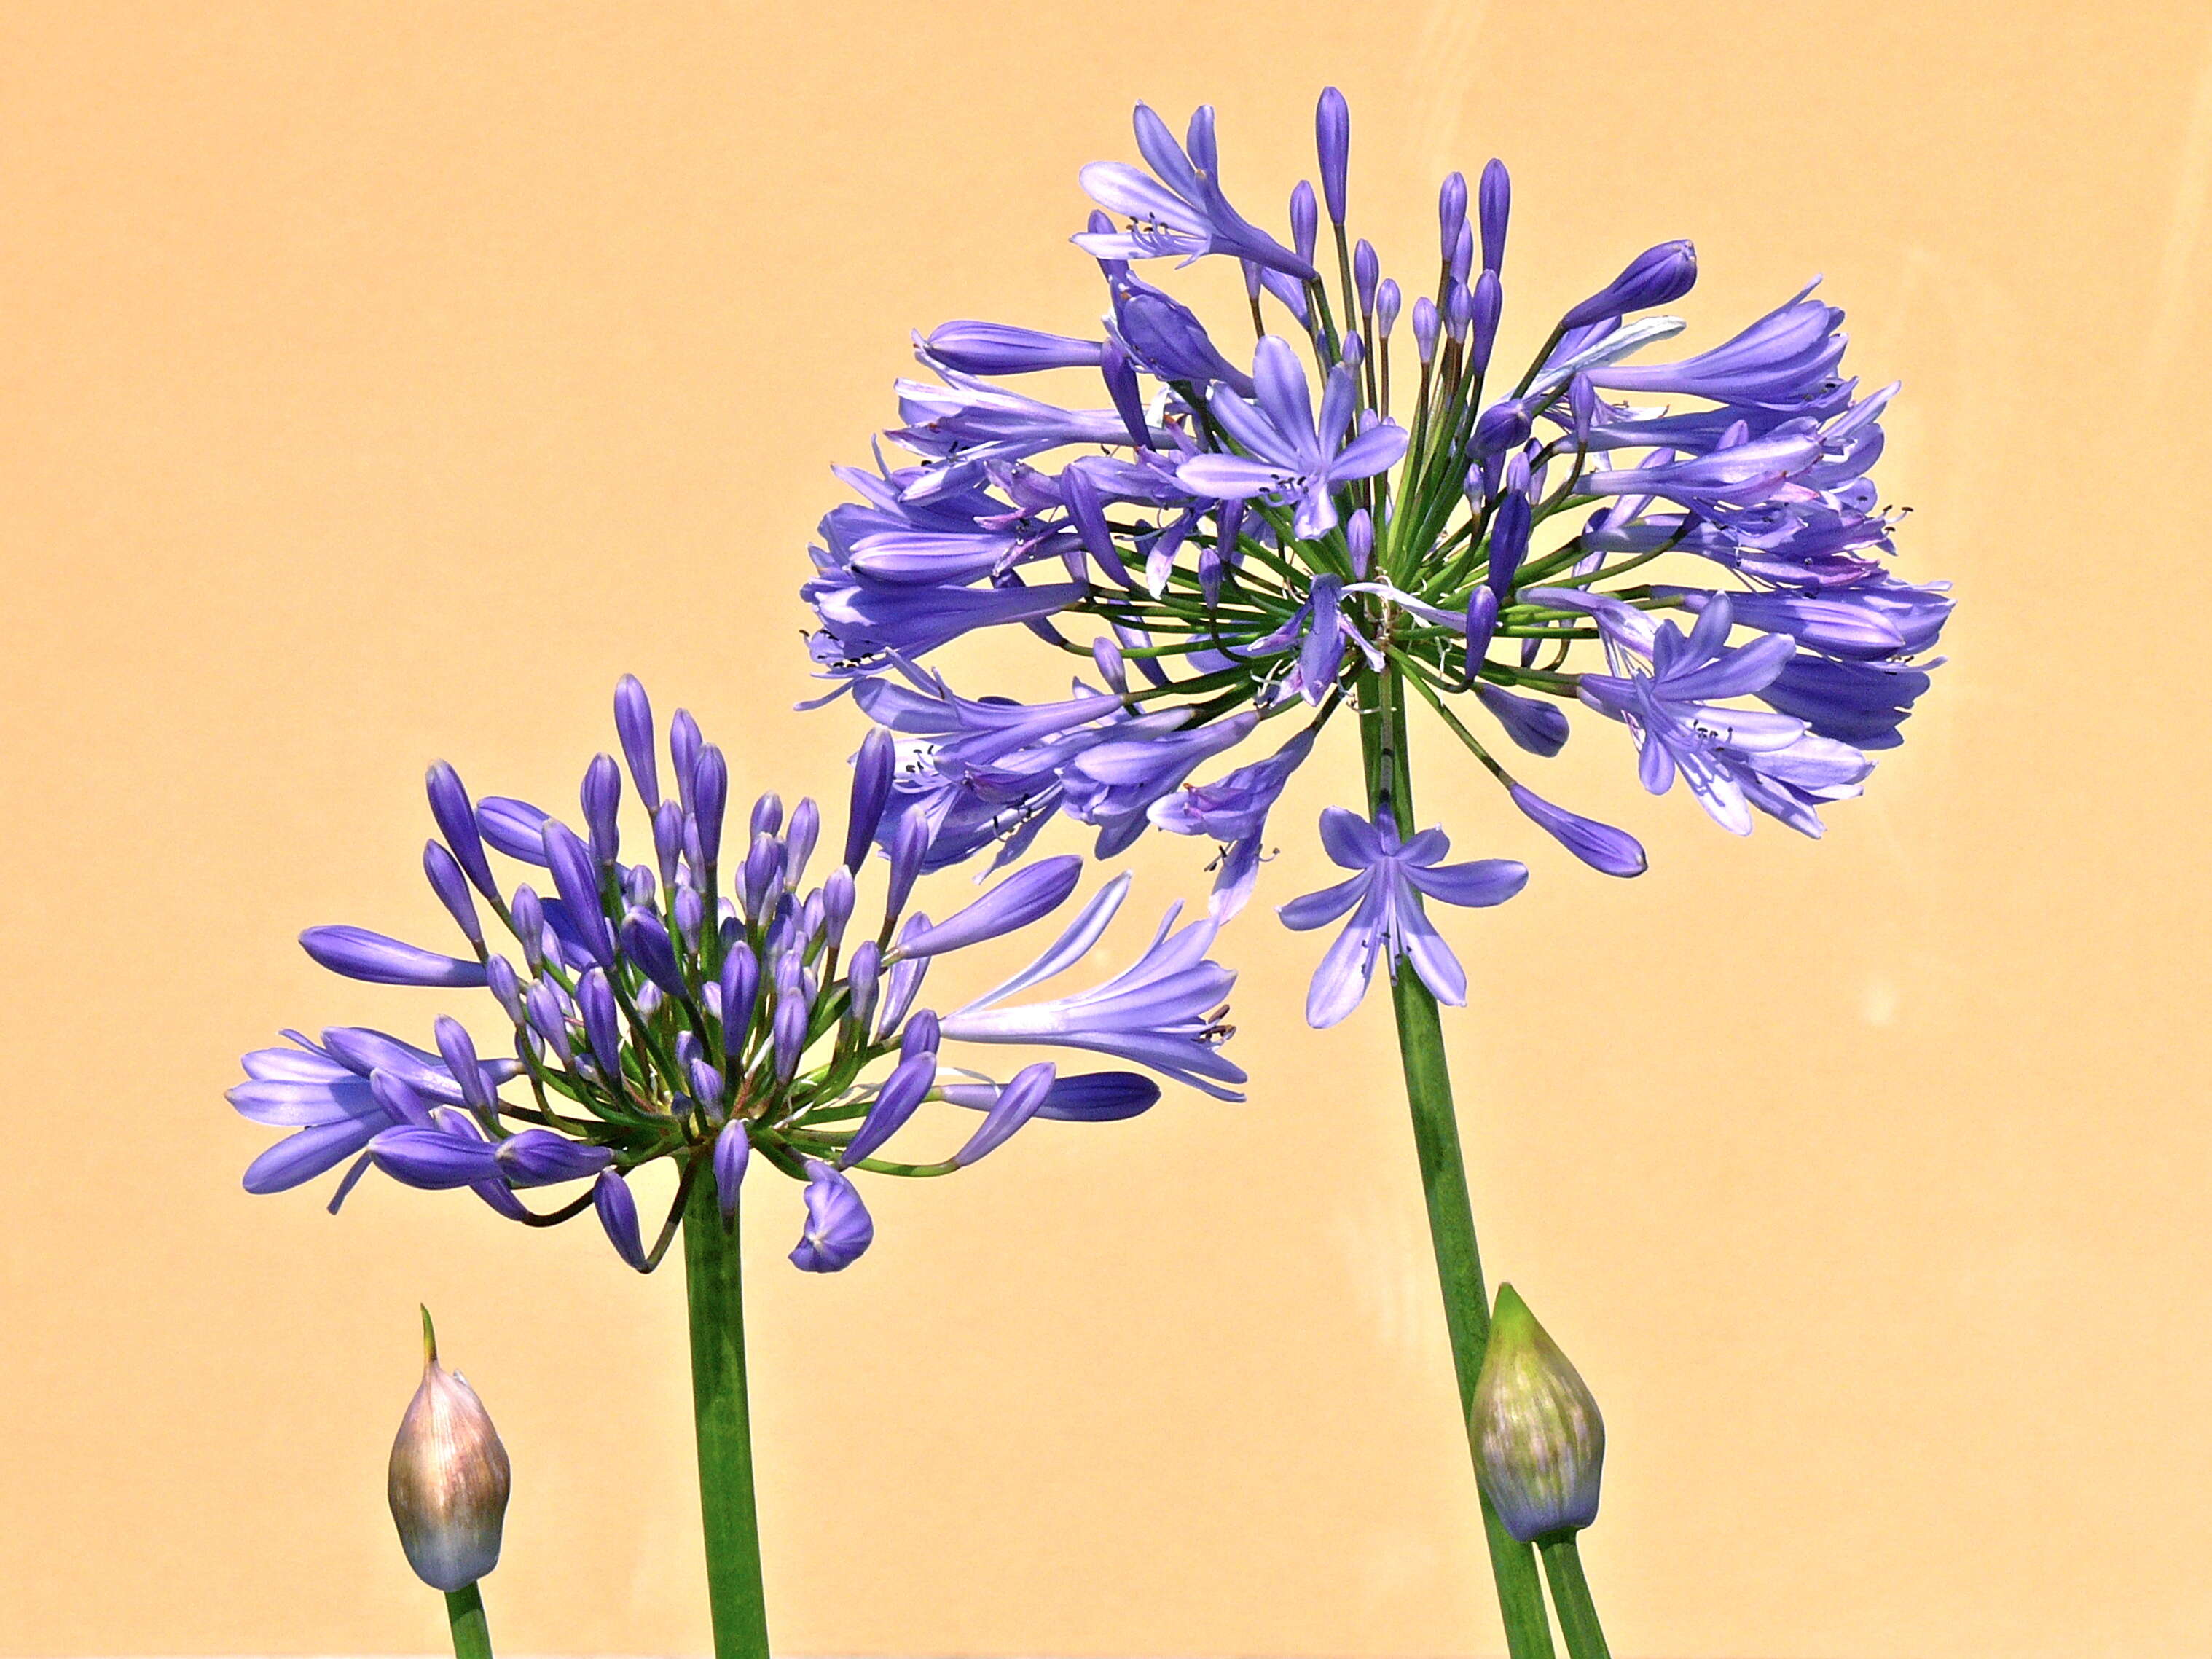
left=750, top=791, right=784, bottom=839
left=1438, top=170, right=1467, bottom=258
left=884, top=812, right=928, bottom=923
left=1289, top=179, right=1318, bottom=266
left=623, top=866, right=656, bottom=909
left=952, top=1060, right=1057, bottom=1166
left=524, top=982, right=572, bottom=1062
left=1510, top=783, right=1647, bottom=877
left=740, top=831, right=784, bottom=921
left=541, top=821, right=614, bottom=968
left=1091, top=634, right=1128, bottom=694
left=300, top=926, right=488, bottom=989
left=1412, top=296, right=1440, bottom=364
left=1472, top=399, right=1531, bottom=455
left=718, top=944, right=758, bottom=1062
left=613, top=675, right=660, bottom=810
left=496, top=1129, right=612, bottom=1186
left=1341, top=330, right=1365, bottom=368
left=924, top=321, right=1105, bottom=374
left=423, top=842, right=483, bottom=946
left=485, top=955, right=522, bottom=1023
left=619, top=908, right=686, bottom=998
left=713, top=1121, right=750, bottom=1222
left=388, top=1311, right=510, bottom=1592
left=426, top=763, right=499, bottom=901
left=433, top=1016, right=493, bottom=1113
left=592, top=1171, right=649, bottom=1271
left=901, top=1008, right=940, bottom=1059
left=633, top=982, right=663, bottom=1020
left=1346, top=509, right=1373, bottom=579
left=771, top=997, right=806, bottom=1082
left=892, top=855, right=1081, bottom=960
left=785, top=797, right=820, bottom=891
left=509, top=887, right=544, bottom=970
left=1099, top=336, right=1150, bottom=450
left=369, top=1124, right=501, bottom=1189
left=670, top=711, right=703, bottom=810
left=1471, top=270, right=1502, bottom=377
left=821, top=866, right=855, bottom=949
left=1451, top=220, right=1474, bottom=287
left=1353, top=238, right=1378, bottom=314
left=1315, top=87, right=1350, bottom=224
left=1478, top=159, right=1510, bottom=276
left=843, top=729, right=895, bottom=873
left=1446, top=279, right=1474, bottom=342
left=687, top=1056, right=725, bottom=1110
left=1475, top=685, right=1572, bottom=757
left=843, top=939, right=881, bottom=1029
left=674, top=885, right=705, bottom=950
left=1376, top=277, right=1401, bottom=340
left=652, top=801, right=683, bottom=892
left=581, top=755, right=621, bottom=865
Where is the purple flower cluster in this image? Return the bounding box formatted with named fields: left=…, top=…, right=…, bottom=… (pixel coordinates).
left=801, top=90, right=1949, bottom=1027
left=230, top=679, right=1244, bottom=1274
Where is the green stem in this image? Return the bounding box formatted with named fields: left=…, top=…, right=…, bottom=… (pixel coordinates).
left=1359, top=666, right=1557, bottom=1659
left=1538, top=1535, right=1613, bottom=1659
left=682, top=1175, right=772, bottom=1659
left=442, top=1583, right=493, bottom=1659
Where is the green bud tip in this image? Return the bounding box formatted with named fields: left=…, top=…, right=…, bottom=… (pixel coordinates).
left=420, top=1304, right=438, bottom=1366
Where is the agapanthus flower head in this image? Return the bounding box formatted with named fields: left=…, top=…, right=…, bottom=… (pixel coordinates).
left=801, top=87, right=1948, bottom=1028
left=231, top=681, right=1244, bottom=1275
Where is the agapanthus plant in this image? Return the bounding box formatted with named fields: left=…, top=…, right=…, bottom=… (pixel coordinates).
left=230, top=677, right=1242, bottom=1659
left=803, top=90, right=1948, bottom=1659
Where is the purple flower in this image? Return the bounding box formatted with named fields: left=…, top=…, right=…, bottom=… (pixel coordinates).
left=789, top=1161, right=874, bottom=1272
left=299, top=926, right=488, bottom=989
left=1278, top=808, right=1528, bottom=1028
left=1075, top=103, right=1315, bottom=279
left=1177, top=337, right=1407, bottom=538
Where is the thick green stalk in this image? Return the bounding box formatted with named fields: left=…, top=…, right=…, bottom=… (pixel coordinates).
left=1538, top=1536, right=1612, bottom=1659
left=682, top=1175, right=772, bottom=1659
left=1359, top=667, right=1556, bottom=1659
left=442, top=1583, right=493, bottom=1659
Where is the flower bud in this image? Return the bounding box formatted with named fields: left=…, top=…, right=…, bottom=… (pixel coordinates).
left=1471, top=1285, right=1605, bottom=1542
left=613, top=674, right=660, bottom=810
left=388, top=1309, right=511, bottom=1593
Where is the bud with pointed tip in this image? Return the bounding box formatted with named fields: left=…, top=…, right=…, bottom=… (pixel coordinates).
left=388, top=1309, right=511, bottom=1593
left=1471, top=1285, right=1605, bottom=1542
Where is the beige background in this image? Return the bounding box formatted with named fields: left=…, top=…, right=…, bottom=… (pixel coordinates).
left=2, top=2, right=2207, bottom=1655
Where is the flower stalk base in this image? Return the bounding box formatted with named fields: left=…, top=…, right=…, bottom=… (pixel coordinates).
left=683, top=1177, right=772, bottom=1659
left=1362, top=669, right=1556, bottom=1659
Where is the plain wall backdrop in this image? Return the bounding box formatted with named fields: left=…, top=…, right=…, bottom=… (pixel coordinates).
left=2, top=3, right=2208, bottom=1656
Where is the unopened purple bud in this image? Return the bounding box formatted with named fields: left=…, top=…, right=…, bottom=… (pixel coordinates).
left=634, top=981, right=664, bottom=1020
left=1465, top=587, right=1500, bottom=678
left=1438, top=170, right=1467, bottom=257
left=1489, top=491, right=1532, bottom=599
left=652, top=801, right=683, bottom=892
left=1289, top=179, right=1318, bottom=266
left=876, top=944, right=929, bottom=1040
left=1475, top=684, right=1572, bottom=757
left=1471, top=270, right=1502, bottom=377
left=740, top=831, right=783, bottom=921
left=822, top=866, right=855, bottom=947
left=541, top=821, right=614, bottom=968
left=581, top=755, right=621, bottom=866
left=524, top=982, right=573, bottom=1062
left=1346, top=509, right=1374, bottom=579
left=1510, top=783, right=1647, bottom=876
left=433, top=1016, right=493, bottom=1113
left=842, top=1051, right=937, bottom=1166
left=691, top=745, right=729, bottom=868
left=619, top=908, right=686, bottom=998
left=713, top=1121, right=750, bottom=1222
left=1091, top=634, right=1128, bottom=694
left=1446, top=280, right=1474, bottom=342
left=893, top=854, right=1081, bottom=960
left=785, top=797, right=819, bottom=891
left=663, top=889, right=698, bottom=954
left=1099, top=337, right=1149, bottom=450
left=621, top=868, right=653, bottom=911
left=1242, top=256, right=1263, bottom=301
left=788, top=1160, right=873, bottom=1273
left=884, top=812, right=928, bottom=923
left=426, top=763, right=499, bottom=901
left=1451, top=221, right=1474, bottom=287
left=1341, top=330, right=1365, bottom=368
left=771, top=997, right=806, bottom=1082
left=300, top=926, right=489, bottom=989
left=369, top=1123, right=502, bottom=1189
left=592, top=1171, right=649, bottom=1272
left=1412, top=297, right=1440, bottom=364
left=423, top=842, right=483, bottom=946
left=1559, top=239, right=1697, bottom=332
left=578, top=968, right=622, bottom=1076
left=1315, top=87, right=1350, bottom=223
left=925, top=320, right=1105, bottom=374
left=750, top=792, right=783, bottom=839
left=1472, top=399, right=1531, bottom=456
left=1352, top=240, right=1379, bottom=315
left=901, top=1008, right=940, bottom=1060
left=1376, top=278, right=1401, bottom=340
left=1478, top=159, right=1510, bottom=276
left=670, top=711, right=703, bottom=810
left=842, top=729, right=895, bottom=873
left=613, top=675, right=659, bottom=810
left=952, top=1060, right=1058, bottom=1166
left=687, top=1056, right=725, bottom=1110
left=496, top=1128, right=612, bottom=1186
left=509, top=887, right=544, bottom=970
left=718, top=944, right=758, bottom=1061
left=844, top=939, right=880, bottom=1028
left=485, top=955, right=522, bottom=1023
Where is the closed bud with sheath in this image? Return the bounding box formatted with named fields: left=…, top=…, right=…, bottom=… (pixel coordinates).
left=1470, top=1284, right=1605, bottom=1542
left=388, top=1309, right=511, bottom=1592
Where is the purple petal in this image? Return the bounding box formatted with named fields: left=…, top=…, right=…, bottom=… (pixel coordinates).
left=299, top=925, right=487, bottom=989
